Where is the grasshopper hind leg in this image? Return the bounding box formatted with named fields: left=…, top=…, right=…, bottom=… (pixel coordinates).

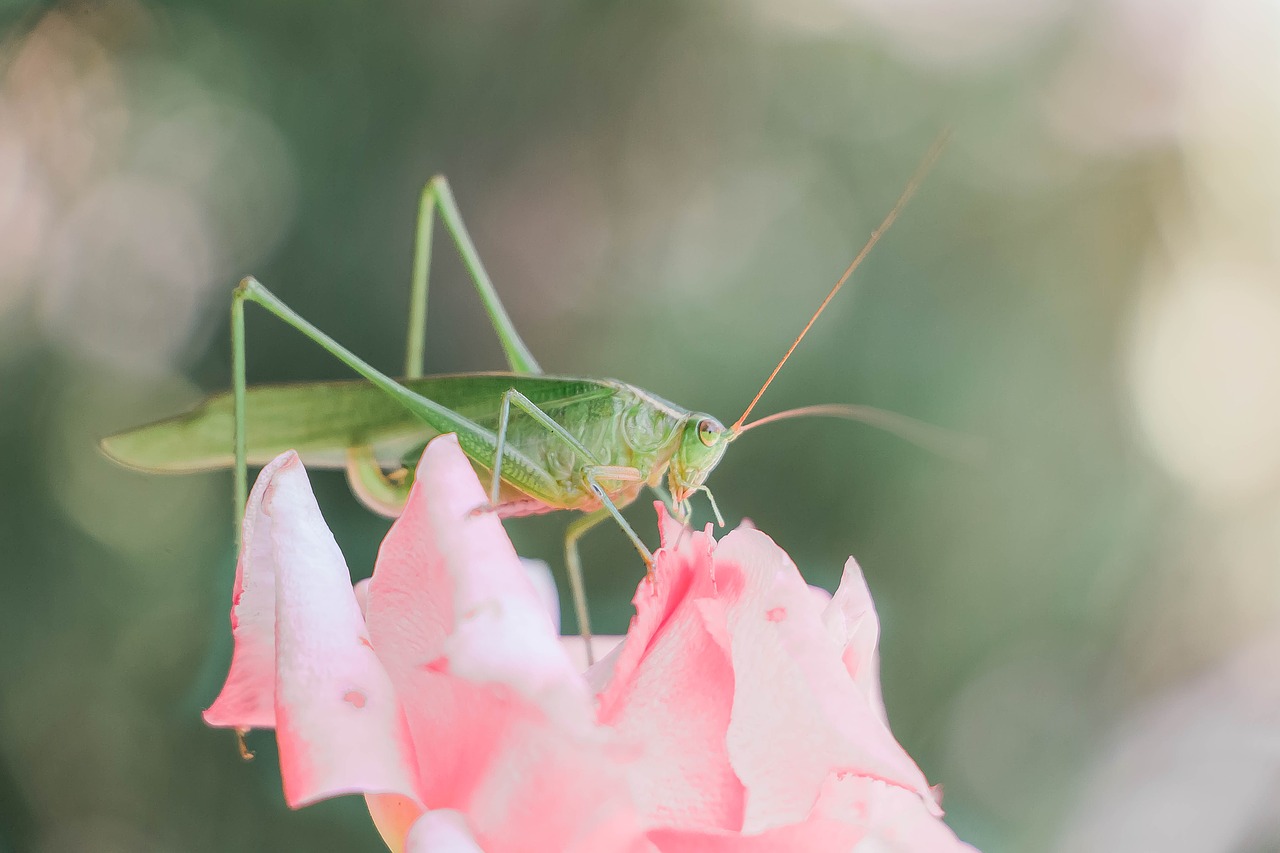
left=406, top=175, right=542, bottom=377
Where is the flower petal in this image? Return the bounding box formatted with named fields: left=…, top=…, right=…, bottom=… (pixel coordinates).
left=203, top=451, right=295, bottom=730
left=713, top=529, right=940, bottom=829
left=204, top=452, right=419, bottom=808
left=366, top=434, right=640, bottom=851
left=560, top=635, right=626, bottom=674
left=811, top=774, right=977, bottom=851
left=822, top=558, right=888, bottom=725
left=404, top=809, right=483, bottom=853
left=521, top=558, right=560, bottom=631
left=367, top=793, right=425, bottom=853
left=654, top=500, right=690, bottom=549
left=594, top=513, right=746, bottom=831
left=647, top=820, right=865, bottom=852
left=366, top=435, right=584, bottom=711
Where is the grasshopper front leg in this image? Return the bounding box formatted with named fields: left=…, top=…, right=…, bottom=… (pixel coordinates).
left=574, top=467, right=648, bottom=665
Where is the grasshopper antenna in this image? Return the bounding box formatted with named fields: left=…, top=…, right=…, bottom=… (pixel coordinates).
left=734, top=403, right=983, bottom=463
left=730, top=129, right=952, bottom=435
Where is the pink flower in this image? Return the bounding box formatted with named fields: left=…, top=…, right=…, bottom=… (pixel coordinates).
left=205, top=434, right=975, bottom=851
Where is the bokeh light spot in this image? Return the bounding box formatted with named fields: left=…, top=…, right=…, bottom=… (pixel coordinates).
left=1127, top=256, right=1280, bottom=503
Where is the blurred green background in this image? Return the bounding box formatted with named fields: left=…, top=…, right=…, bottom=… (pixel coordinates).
left=2, top=1, right=1279, bottom=850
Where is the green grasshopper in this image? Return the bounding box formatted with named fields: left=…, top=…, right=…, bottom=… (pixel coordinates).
left=102, top=135, right=951, bottom=659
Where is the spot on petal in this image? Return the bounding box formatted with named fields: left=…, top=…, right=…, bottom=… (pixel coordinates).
left=766, top=606, right=787, bottom=622
left=343, top=689, right=367, bottom=709
left=461, top=600, right=501, bottom=622
left=422, top=656, right=450, bottom=674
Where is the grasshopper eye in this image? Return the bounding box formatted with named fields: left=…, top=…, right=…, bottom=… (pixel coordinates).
left=696, top=417, right=722, bottom=447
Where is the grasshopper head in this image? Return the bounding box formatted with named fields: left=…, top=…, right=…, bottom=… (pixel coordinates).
left=668, top=414, right=730, bottom=505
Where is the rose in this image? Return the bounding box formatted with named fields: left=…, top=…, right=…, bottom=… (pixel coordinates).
left=204, top=434, right=975, bottom=851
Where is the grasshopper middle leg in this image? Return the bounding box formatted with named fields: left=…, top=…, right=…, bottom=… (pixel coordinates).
left=490, top=388, right=650, bottom=663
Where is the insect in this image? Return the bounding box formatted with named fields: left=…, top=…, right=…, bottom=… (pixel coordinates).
left=102, top=135, right=952, bottom=661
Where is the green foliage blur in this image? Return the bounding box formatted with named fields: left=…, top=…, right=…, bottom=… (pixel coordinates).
left=2, top=1, right=1278, bottom=851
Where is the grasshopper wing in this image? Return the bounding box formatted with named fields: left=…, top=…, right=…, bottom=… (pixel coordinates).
left=100, top=379, right=439, bottom=473
left=100, top=373, right=632, bottom=475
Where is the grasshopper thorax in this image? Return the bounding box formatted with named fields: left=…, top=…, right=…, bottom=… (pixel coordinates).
left=668, top=414, right=730, bottom=503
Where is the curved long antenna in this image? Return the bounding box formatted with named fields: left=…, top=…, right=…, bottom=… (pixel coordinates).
left=736, top=403, right=982, bottom=463
left=730, top=130, right=951, bottom=434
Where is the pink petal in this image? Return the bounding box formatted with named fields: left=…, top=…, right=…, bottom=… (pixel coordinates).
left=560, top=635, right=626, bottom=673
left=712, top=529, right=940, bottom=829
left=822, top=558, right=889, bottom=725
left=366, top=435, right=583, bottom=711
left=366, top=793, right=424, bottom=853
left=654, top=501, right=695, bottom=550
left=647, top=820, right=865, bottom=852
left=404, top=809, right=483, bottom=853
left=521, top=558, right=561, bottom=631
left=594, top=517, right=746, bottom=831
left=203, top=452, right=419, bottom=808
left=203, top=451, right=295, bottom=730
left=354, top=578, right=371, bottom=619
left=811, top=774, right=977, bottom=852
left=366, top=435, right=640, bottom=851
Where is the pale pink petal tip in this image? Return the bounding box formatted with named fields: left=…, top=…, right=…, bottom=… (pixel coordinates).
left=823, top=557, right=889, bottom=724
left=354, top=578, right=371, bottom=618
left=522, top=557, right=560, bottom=631
left=560, top=634, right=625, bottom=673
left=653, top=500, right=689, bottom=550
left=405, top=809, right=483, bottom=853
left=203, top=450, right=301, bottom=730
